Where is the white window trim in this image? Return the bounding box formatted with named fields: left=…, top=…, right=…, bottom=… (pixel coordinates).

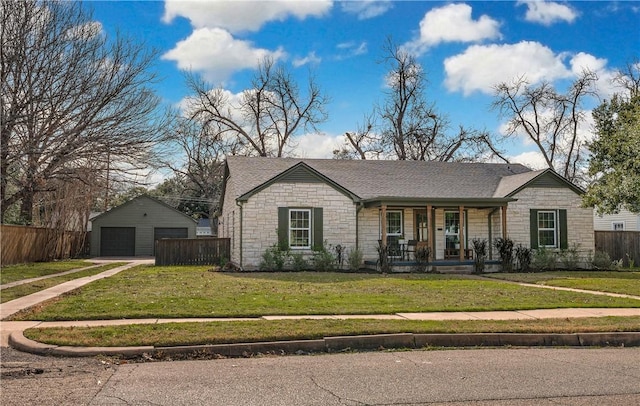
left=289, top=208, right=311, bottom=249
left=612, top=221, right=625, bottom=231
left=538, top=210, right=558, bottom=248
left=380, top=210, right=404, bottom=238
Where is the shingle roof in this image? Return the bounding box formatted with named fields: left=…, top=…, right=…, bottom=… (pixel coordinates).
left=225, top=156, right=533, bottom=201
left=492, top=170, right=546, bottom=198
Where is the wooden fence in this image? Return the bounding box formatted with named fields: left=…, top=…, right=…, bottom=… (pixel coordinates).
left=594, top=231, right=640, bottom=267
left=1, top=224, right=89, bottom=266
left=155, top=238, right=231, bottom=266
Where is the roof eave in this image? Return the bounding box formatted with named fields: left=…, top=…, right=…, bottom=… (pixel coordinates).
left=361, top=197, right=517, bottom=208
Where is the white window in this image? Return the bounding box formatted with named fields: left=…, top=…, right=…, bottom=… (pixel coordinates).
left=538, top=211, right=557, bottom=248
left=380, top=210, right=403, bottom=237
left=612, top=222, right=625, bottom=231
left=289, top=209, right=311, bottom=249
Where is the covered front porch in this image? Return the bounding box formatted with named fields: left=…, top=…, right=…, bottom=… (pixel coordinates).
left=357, top=197, right=516, bottom=269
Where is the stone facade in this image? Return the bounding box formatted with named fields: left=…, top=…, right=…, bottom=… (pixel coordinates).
left=220, top=167, right=593, bottom=268
left=507, top=186, right=594, bottom=254
left=220, top=180, right=357, bottom=270
left=356, top=187, right=592, bottom=263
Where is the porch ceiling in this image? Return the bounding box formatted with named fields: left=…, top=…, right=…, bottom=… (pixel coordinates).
left=361, top=197, right=517, bottom=208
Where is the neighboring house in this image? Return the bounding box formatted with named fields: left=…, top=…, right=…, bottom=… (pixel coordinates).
left=218, top=157, right=593, bottom=270
left=90, top=195, right=197, bottom=257
left=594, top=208, right=640, bottom=231
left=196, top=218, right=213, bottom=237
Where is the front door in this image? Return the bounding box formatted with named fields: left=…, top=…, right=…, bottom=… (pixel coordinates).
left=415, top=211, right=429, bottom=242
left=444, top=211, right=460, bottom=258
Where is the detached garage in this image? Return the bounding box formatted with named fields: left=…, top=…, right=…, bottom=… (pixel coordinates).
left=90, top=195, right=197, bottom=257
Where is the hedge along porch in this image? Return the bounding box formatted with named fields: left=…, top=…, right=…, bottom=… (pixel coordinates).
left=218, top=157, right=593, bottom=270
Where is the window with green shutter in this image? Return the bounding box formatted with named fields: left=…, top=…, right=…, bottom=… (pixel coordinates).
left=278, top=207, right=323, bottom=250
left=530, top=209, right=568, bottom=249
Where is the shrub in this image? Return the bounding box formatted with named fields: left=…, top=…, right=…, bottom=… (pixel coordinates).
left=514, top=244, right=532, bottom=273
left=592, top=250, right=613, bottom=270
left=559, top=243, right=581, bottom=270
left=413, top=245, right=431, bottom=273
left=471, top=238, right=487, bottom=274
left=290, top=252, right=308, bottom=271
left=494, top=237, right=514, bottom=272
left=259, top=244, right=289, bottom=271
left=347, top=248, right=363, bottom=272
left=312, top=243, right=336, bottom=272
left=377, top=241, right=391, bottom=274
left=531, top=247, right=557, bottom=271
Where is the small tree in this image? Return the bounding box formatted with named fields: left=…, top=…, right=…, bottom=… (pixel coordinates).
left=494, top=237, right=514, bottom=272
left=471, top=239, right=488, bottom=274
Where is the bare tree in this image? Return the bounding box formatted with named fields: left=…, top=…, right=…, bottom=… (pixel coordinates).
left=161, top=117, right=226, bottom=218
left=613, top=58, right=640, bottom=98
left=337, top=40, right=507, bottom=162
left=185, top=57, right=329, bottom=158
left=1, top=0, right=165, bottom=225
left=491, top=71, right=598, bottom=182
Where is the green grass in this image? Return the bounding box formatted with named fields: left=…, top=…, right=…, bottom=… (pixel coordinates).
left=1, top=260, right=95, bottom=285
left=485, top=271, right=640, bottom=296
left=24, top=316, right=640, bottom=347
left=10, top=267, right=640, bottom=321
left=1, top=263, right=127, bottom=303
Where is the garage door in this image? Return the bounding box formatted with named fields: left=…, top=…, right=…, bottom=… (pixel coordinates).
left=100, top=227, right=135, bottom=256
left=154, top=228, right=189, bottom=254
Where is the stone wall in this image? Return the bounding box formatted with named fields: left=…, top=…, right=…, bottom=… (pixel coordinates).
left=240, top=182, right=357, bottom=270
left=507, top=187, right=594, bottom=253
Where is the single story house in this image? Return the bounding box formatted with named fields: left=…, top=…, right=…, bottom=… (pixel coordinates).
left=90, top=195, right=197, bottom=257
left=196, top=218, right=213, bottom=237
left=594, top=208, right=640, bottom=231
left=218, top=157, right=594, bottom=270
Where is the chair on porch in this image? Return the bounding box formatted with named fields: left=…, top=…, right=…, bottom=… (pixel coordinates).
left=405, top=240, right=417, bottom=260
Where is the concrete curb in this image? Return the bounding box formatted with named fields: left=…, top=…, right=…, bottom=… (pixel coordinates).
left=10, top=330, right=640, bottom=359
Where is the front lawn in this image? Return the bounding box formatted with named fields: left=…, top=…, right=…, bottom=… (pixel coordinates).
left=485, top=271, right=640, bottom=296
left=10, top=266, right=640, bottom=321
left=1, top=263, right=126, bottom=303
left=1, top=260, right=95, bottom=285
left=24, top=316, right=640, bottom=347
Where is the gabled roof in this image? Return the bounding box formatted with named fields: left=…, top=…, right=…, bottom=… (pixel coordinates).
left=494, top=168, right=585, bottom=197
left=92, top=195, right=197, bottom=223
left=222, top=157, right=582, bottom=208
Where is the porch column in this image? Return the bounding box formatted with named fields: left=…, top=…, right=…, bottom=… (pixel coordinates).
left=502, top=205, right=508, bottom=239
left=459, top=205, right=465, bottom=261
left=427, top=204, right=433, bottom=256
left=381, top=205, right=387, bottom=247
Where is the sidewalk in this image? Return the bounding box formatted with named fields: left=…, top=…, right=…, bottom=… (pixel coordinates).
left=2, top=261, right=640, bottom=355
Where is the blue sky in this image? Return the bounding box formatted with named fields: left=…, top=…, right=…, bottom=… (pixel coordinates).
left=88, top=0, right=639, bottom=170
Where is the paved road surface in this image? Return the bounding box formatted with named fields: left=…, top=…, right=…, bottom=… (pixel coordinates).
left=4, top=347, right=639, bottom=405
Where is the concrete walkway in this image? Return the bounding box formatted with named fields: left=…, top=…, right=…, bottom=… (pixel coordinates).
left=1, top=263, right=107, bottom=290
left=2, top=261, right=640, bottom=353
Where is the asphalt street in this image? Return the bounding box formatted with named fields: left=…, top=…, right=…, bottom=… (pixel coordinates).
left=5, top=346, right=637, bottom=405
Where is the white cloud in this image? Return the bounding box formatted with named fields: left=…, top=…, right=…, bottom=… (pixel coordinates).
left=444, top=41, right=572, bottom=95
left=293, top=51, right=321, bottom=68
left=163, top=0, right=332, bottom=33
left=508, top=151, right=549, bottom=170
left=341, top=1, right=393, bottom=20
left=569, top=52, right=618, bottom=100
left=405, top=3, right=501, bottom=54
left=162, top=28, right=285, bottom=84
left=335, top=41, right=368, bottom=59
left=294, top=133, right=342, bottom=158
left=518, top=1, right=578, bottom=26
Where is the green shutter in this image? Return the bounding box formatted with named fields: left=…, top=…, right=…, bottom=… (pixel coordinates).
left=559, top=209, right=568, bottom=249
left=313, top=207, right=323, bottom=250
left=277, top=207, right=289, bottom=249
left=530, top=210, right=539, bottom=249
